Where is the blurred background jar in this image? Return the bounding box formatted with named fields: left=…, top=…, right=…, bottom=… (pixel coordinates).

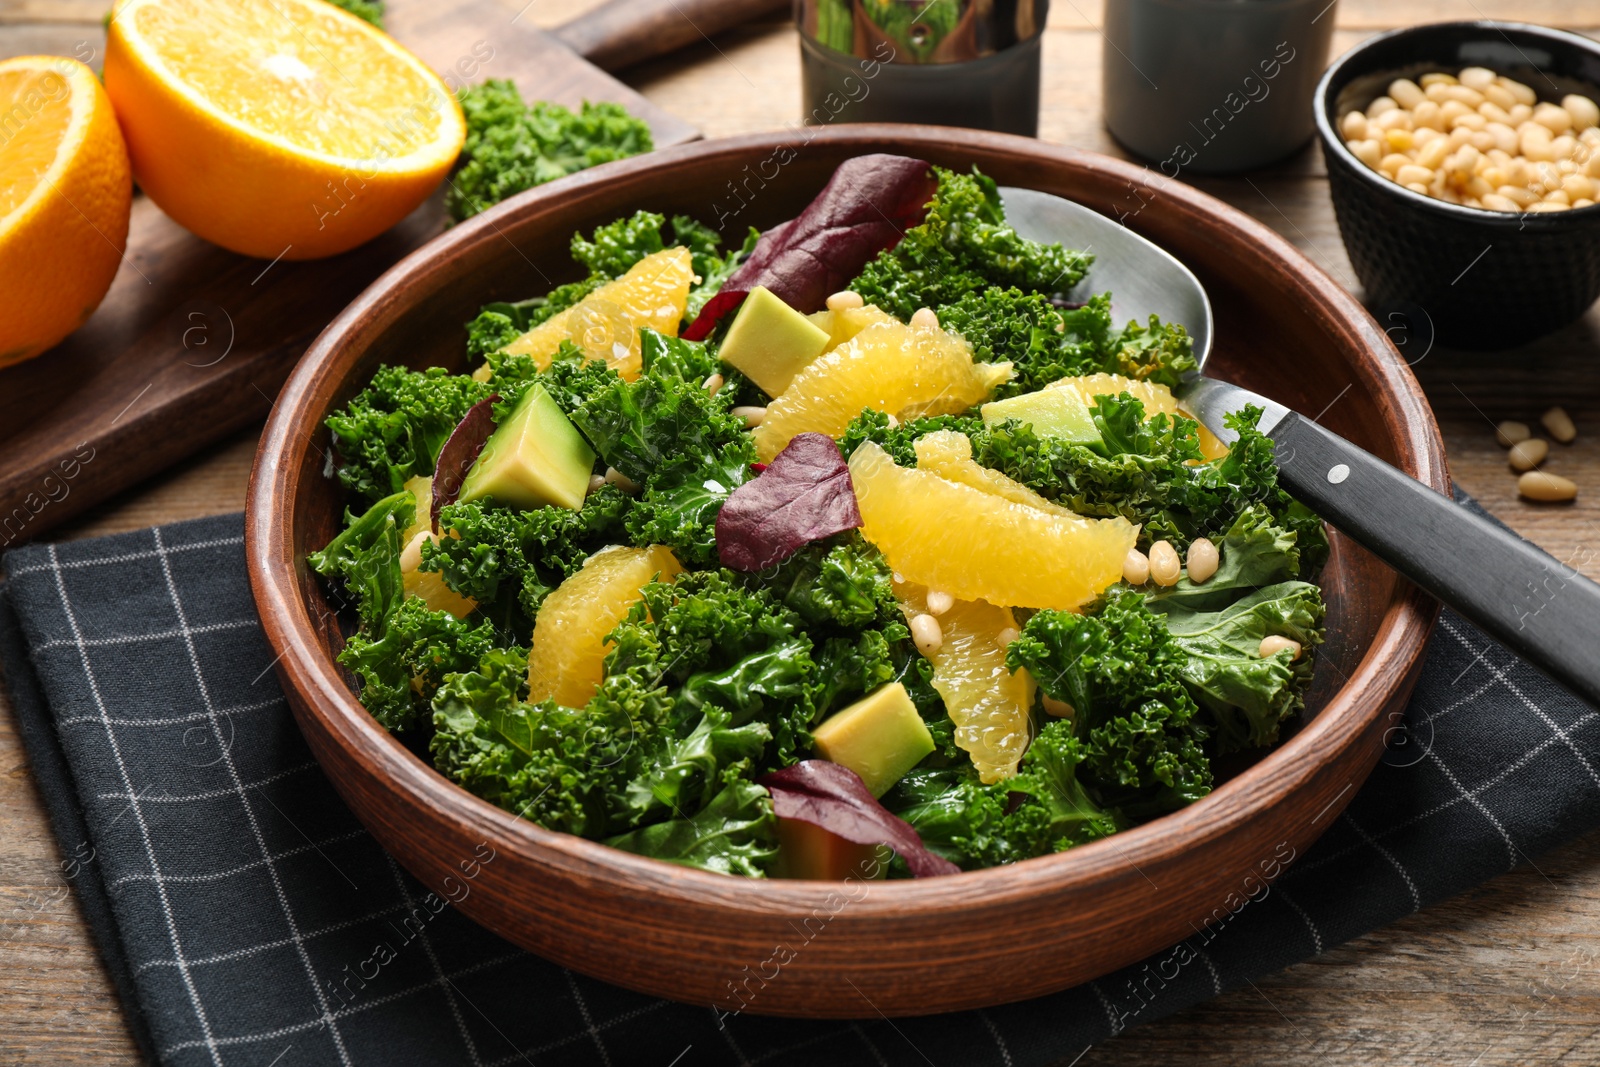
left=1103, top=0, right=1338, bottom=173
left=797, top=0, right=1050, bottom=136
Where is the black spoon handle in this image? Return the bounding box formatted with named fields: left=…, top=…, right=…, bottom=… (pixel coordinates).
left=1269, top=412, right=1600, bottom=708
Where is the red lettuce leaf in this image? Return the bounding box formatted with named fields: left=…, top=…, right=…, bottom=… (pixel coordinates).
left=430, top=394, right=499, bottom=531
left=759, top=761, right=959, bottom=879
left=682, top=153, right=937, bottom=340
left=715, top=433, right=861, bottom=571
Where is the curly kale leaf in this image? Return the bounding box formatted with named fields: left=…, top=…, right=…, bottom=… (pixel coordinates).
left=337, top=598, right=498, bottom=732
left=1010, top=591, right=1212, bottom=819
left=325, top=367, right=492, bottom=508
left=974, top=397, right=1326, bottom=566
left=838, top=409, right=985, bottom=467
left=1143, top=507, right=1327, bottom=751
left=884, top=719, right=1120, bottom=870
left=307, top=490, right=413, bottom=634
left=447, top=81, right=652, bottom=221
left=423, top=484, right=632, bottom=620
left=851, top=167, right=1092, bottom=318
left=606, top=777, right=777, bottom=877
left=431, top=647, right=671, bottom=838
left=939, top=289, right=1197, bottom=395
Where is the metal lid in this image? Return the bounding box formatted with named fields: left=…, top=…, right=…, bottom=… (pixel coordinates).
left=796, top=0, right=1048, bottom=64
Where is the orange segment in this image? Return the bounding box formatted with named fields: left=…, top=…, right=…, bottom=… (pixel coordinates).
left=913, top=431, right=1081, bottom=517
left=526, top=545, right=683, bottom=709
left=848, top=441, right=1136, bottom=611
left=754, top=317, right=1011, bottom=463
left=104, top=0, right=464, bottom=259
left=0, top=56, right=130, bottom=367
left=493, top=247, right=693, bottom=381
left=1050, top=373, right=1229, bottom=461
left=898, top=583, right=1033, bottom=783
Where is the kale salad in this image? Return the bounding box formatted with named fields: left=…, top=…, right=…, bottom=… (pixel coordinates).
left=310, top=154, right=1328, bottom=880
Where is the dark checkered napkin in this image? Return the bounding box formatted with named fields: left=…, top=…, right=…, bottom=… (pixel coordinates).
left=3, top=503, right=1598, bottom=1067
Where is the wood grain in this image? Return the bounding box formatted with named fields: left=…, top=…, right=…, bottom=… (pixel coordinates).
left=4, top=0, right=1600, bottom=1061
left=0, top=0, right=708, bottom=550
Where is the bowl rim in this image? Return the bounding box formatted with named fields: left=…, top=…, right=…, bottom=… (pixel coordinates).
left=246, top=124, right=1446, bottom=917
left=1314, top=18, right=1600, bottom=223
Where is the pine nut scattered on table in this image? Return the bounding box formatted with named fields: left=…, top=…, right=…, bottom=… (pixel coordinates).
left=1541, top=405, right=1577, bottom=443
left=1519, top=471, right=1578, bottom=502
left=1495, top=420, right=1531, bottom=447
left=1508, top=438, right=1549, bottom=471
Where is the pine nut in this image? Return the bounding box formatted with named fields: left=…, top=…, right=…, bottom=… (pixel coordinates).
left=910, top=307, right=940, bottom=330
left=1259, top=635, right=1303, bottom=660
left=1148, top=540, right=1181, bottom=587
left=1367, top=95, right=1400, bottom=117
left=1565, top=94, right=1600, bottom=131
left=1388, top=78, right=1426, bottom=108
left=1421, top=73, right=1458, bottom=88
left=604, top=467, right=640, bottom=494
left=1508, top=438, right=1548, bottom=471
left=1542, top=406, right=1577, bottom=443
left=1495, top=420, right=1531, bottom=447
left=1041, top=695, right=1075, bottom=718
left=1396, top=164, right=1434, bottom=186
left=925, top=590, right=954, bottom=616
left=1341, top=110, right=1368, bottom=139
left=1483, top=83, right=1517, bottom=110
left=996, top=626, right=1019, bottom=648
left=826, top=290, right=864, bottom=311
left=586, top=473, right=607, bottom=495
left=1481, top=193, right=1520, bottom=212
left=1413, top=100, right=1445, bottom=130
left=1519, top=471, right=1577, bottom=502
left=1352, top=139, right=1383, bottom=167
left=732, top=405, right=767, bottom=427
left=1459, top=67, right=1497, bottom=91
left=1500, top=77, right=1537, bottom=106
left=702, top=372, right=724, bottom=396
left=1535, top=103, right=1574, bottom=134
left=910, top=613, right=943, bottom=656
left=1123, top=547, right=1150, bottom=585
left=1186, top=538, right=1220, bottom=584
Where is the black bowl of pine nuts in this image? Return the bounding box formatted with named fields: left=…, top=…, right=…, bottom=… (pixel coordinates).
left=1315, top=21, right=1600, bottom=349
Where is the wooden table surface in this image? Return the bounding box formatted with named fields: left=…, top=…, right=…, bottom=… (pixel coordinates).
left=4, top=0, right=1600, bottom=1063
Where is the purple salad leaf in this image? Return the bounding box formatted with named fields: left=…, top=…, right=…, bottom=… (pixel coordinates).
left=759, top=761, right=960, bottom=879
left=716, top=433, right=861, bottom=571
left=430, top=394, right=499, bottom=531
left=682, top=153, right=937, bottom=340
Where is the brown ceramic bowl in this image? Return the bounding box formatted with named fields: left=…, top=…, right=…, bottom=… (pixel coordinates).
left=245, top=125, right=1445, bottom=1018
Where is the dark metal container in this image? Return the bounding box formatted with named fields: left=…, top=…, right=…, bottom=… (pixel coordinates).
left=795, top=0, right=1048, bottom=137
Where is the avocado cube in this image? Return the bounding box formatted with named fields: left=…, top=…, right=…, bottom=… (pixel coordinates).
left=458, top=383, right=595, bottom=512
left=810, top=681, right=934, bottom=798
left=775, top=819, right=890, bottom=881
left=718, top=285, right=831, bottom=397
left=981, top=388, right=1102, bottom=445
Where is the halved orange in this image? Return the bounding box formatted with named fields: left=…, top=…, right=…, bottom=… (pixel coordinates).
left=0, top=56, right=131, bottom=367
left=104, top=0, right=464, bottom=259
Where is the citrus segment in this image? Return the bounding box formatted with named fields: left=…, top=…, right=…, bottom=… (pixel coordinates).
left=399, top=530, right=478, bottom=619
left=848, top=442, right=1136, bottom=611
left=1049, top=373, right=1229, bottom=461
left=526, top=545, right=683, bottom=709
left=494, top=247, right=693, bottom=381
left=754, top=318, right=1011, bottom=462
left=898, top=582, right=1033, bottom=783
left=104, top=0, right=464, bottom=259
left=912, top=431, right=1080, bottom=518
left=0, top=56, right=131, bottom=367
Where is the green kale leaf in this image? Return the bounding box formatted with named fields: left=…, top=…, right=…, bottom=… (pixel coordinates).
left=306, top=489, right=413, bottom=634
left=447, top=81, right=652, bottom=222
left=337, top=598, right=499, bottom=732
left=325, top=366, right=492, bottom=508
left=851, top=167, right=1092, bottom=317
left=606, top=776, right=777, bottom=877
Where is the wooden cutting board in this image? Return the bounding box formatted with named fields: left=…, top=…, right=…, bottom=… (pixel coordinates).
left=0, top=0, right=737, bottom=548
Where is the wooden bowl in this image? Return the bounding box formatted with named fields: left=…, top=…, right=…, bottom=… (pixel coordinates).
left=246, top=125, right=1445, bottom=1018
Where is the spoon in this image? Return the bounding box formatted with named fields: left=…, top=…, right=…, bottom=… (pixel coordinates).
left=999, top=186, right=1600, bottom=709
